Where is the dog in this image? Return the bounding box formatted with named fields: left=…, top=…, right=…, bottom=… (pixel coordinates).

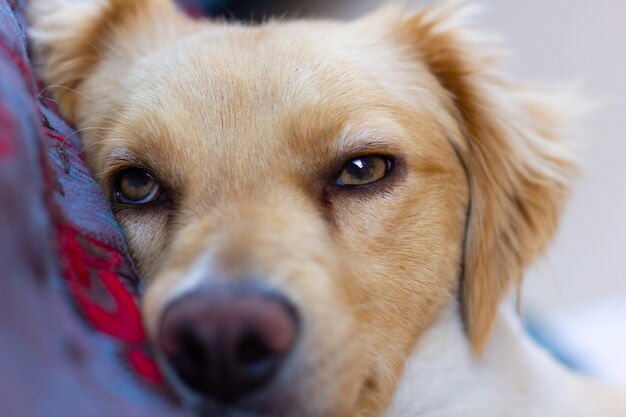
left=29, top=0, right=626, bottom=416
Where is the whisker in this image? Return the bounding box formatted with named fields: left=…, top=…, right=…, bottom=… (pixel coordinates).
left=38, top=84, right=126, bottom=119
left=37, top=94, right=60, bottom=106
left=60, top=126, right=114, bottom=149
left=85, top=39, right=105, bottom=59
left=80, top=136, right=128, bottom=155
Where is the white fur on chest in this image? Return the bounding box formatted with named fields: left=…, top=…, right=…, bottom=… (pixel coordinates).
left=383, top=300, right=626, bottom=417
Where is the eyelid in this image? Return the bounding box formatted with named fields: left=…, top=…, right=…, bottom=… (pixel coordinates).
left=115, top=173, right=161, bottom=205
left=100, top=150, right=183, bottom=207
left=331, top=152, right=396, bottom=178
left=100, top=149, right=169, bottom=190
left=333, top=135, right=402, bottom=167
left=111, top=168, right=174, bottom=209
left=337, top=140, right=402, bottom=158
left=335, top=155, right=394, bottom=186
left=99, top=151, right=148, bottom=184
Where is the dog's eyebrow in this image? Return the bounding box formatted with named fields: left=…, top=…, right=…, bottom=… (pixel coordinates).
left=337, top=140, right=403, bottom=157
left=106, top=147, right=144, bottom=165
left=97, top=148, right=152, bottom=183
left=101, top=147, right=144, bottom=167
left=334, top=120, right=408, bottom=158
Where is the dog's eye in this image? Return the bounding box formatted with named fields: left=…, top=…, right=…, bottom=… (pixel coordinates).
left=114, top=168, right=161, bottom=204
left=335, top=155, right=392, bottom=186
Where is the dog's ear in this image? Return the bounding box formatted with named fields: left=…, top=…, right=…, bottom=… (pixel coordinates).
left=29, top=0, right=182, bottom=121
left=392, top=3, right=578, bottom=352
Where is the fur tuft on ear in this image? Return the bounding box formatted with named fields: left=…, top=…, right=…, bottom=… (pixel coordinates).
left=395, top=1, right=579, bottom=352
left=29, top=0, right=180, bottom=121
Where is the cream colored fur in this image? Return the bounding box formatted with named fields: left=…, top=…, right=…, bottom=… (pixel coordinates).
left=385, top=299, right=626, bottom=417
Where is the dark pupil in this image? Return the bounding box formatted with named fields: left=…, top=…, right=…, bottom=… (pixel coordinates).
left=125, top=169, right=151, bottom=190
left=120, top=168, right=154, bottom=200
left=346, top=157, right=375, bottom=181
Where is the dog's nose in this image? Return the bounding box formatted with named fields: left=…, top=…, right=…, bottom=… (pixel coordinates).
left=158, top=284, right=299, bottom=404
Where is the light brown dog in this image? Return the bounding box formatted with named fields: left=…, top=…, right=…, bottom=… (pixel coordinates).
left=30, top=0, right=626, bottom=416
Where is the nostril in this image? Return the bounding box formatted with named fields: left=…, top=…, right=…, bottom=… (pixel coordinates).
left=169, top=325, right=210, bottom=392
left=237, top=330, right=272, bottom=367
left=179, top=326, right=206, bottom=363
left=158, top=323, right=210, bottom=397
left=232, top=329, right=283, bottom=393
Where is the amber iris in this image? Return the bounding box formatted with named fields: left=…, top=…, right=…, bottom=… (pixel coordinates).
left=115, top=168, right=160, bottom=204
left=336, top=155, right=392, bottom=186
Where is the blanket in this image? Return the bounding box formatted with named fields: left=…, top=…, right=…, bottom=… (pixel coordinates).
left=0, top=0, right=224, bottom=415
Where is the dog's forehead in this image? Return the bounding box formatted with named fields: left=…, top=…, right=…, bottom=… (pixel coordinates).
left=123, top=21, right=438, bottom=132
left=106, top=21, right=449, bottom=199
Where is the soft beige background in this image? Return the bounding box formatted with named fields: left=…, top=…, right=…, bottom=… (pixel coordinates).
left=256, top=0, right=626, bottom=380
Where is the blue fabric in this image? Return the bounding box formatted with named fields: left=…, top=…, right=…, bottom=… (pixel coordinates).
left=0, top=0, right=219, bottom=415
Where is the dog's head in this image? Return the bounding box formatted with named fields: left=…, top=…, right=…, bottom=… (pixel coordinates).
left=31, top=1, right=576, bottom=416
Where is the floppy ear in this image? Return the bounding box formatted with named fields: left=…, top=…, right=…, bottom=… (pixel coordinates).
left=395, top=3, right=578, bottom=352
left=29, top=0, right=182, bottom=121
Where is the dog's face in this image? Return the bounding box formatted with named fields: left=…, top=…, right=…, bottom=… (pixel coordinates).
left=31, top=1, right=575, bottom=416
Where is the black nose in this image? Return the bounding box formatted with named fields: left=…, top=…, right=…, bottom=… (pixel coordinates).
left=158, top=284, right=299, bottom=404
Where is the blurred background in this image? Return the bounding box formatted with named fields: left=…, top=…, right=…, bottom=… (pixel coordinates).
left=203, top=0, right=626, bottom=383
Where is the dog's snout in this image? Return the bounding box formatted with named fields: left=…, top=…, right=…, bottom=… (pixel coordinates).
left=158, top=284, right=299, bottom=404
